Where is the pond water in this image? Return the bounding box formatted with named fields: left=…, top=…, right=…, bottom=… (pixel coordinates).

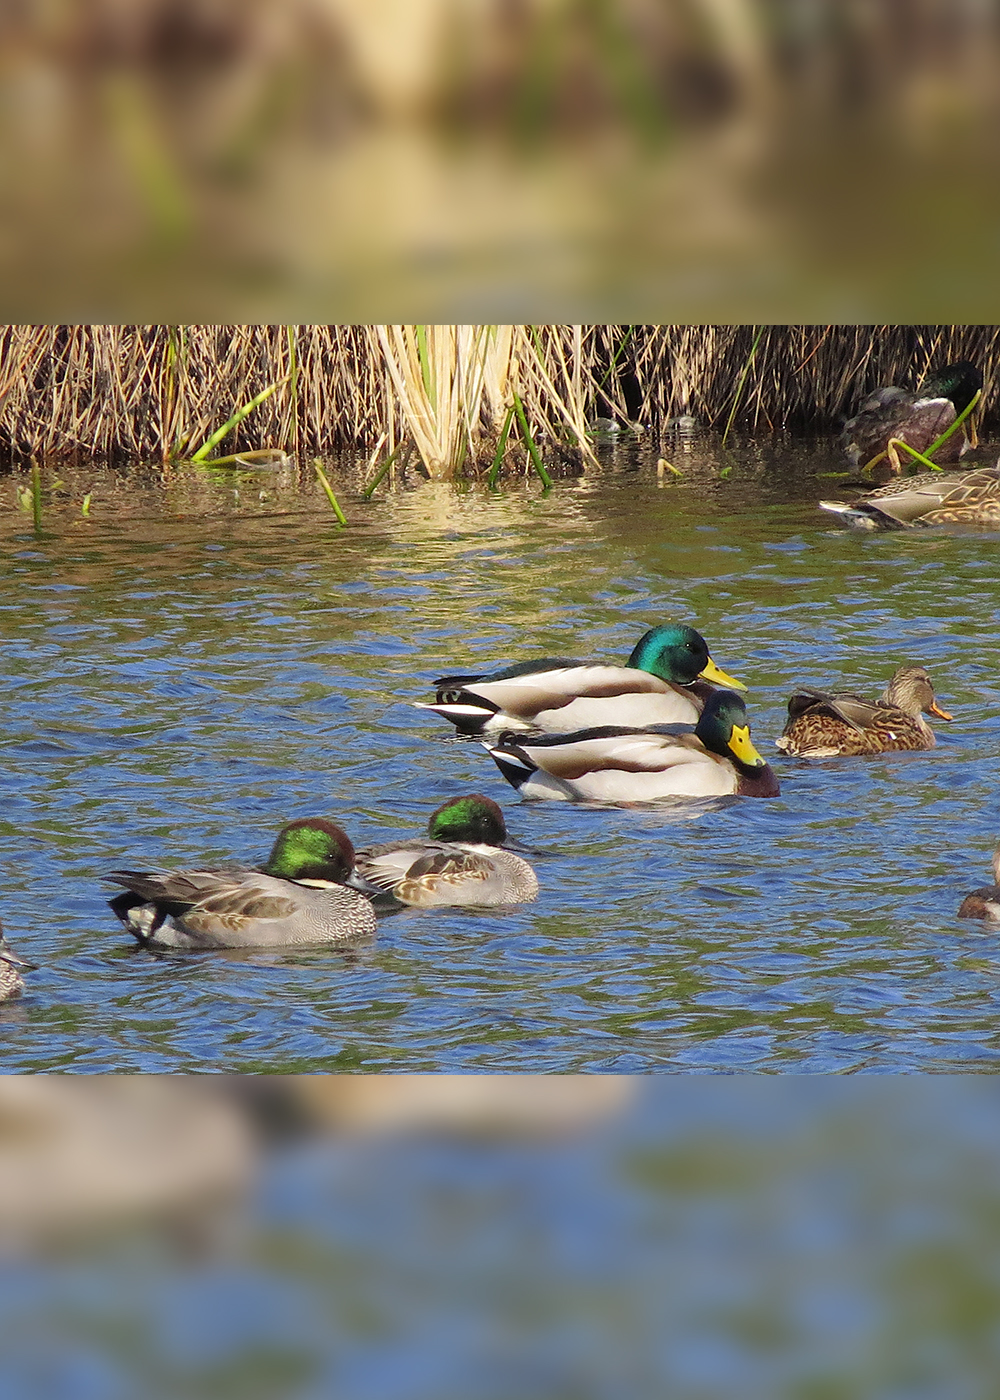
left=2, top=432, right=999, bottom=1072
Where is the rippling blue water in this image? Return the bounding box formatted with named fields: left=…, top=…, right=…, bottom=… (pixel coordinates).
left=2, top=437, right=999, bottom=1070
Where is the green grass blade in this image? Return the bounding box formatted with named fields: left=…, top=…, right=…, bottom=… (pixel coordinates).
left=362, top=443, right=404, bottom=498
left=31, top=459, right=42, bottom=531
left=721, top=326, right=765, bottom=447
left=487, top=405, right=516, bottom=488
left=312, top=459, right=347, bottom=524
left=415, top=325, right=433, bottom=407
left=188, top=377, right=288, bottom=462
left=513, top=391, right=553, bottom=489
left=922, top=389, right=981, bottom=462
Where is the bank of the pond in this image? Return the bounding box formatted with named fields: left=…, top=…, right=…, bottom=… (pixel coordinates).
left=2, top=326, right=998, bottom=475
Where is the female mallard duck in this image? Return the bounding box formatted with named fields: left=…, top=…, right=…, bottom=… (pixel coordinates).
left=485, top=689, right=779, bottom=803
left=820, top=464, right=1000, bottom=530
left=957, top=844, right=1000, bottom=921
left=356, top=794, right=539, bottom=907
left=775, top=665, right=951, bottom=758
left=840, top=360, right=982, bottom=473
left=106, top=818, right=378, bottom=949
left=415, top=624, right=745, bottom=736
left=0, top=928, right=33, bottom=1001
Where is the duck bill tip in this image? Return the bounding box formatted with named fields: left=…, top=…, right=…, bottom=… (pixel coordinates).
left=929, top=702, right=953, bottom=721
left=728, top=723, right=765, bottom=767
left=700, top=658, right=747, bottom=692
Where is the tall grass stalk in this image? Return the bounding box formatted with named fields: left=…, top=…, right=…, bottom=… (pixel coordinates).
left=721, top=325, right=765, bottom=446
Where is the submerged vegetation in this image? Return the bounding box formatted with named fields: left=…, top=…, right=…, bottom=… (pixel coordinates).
left=0, top=326, right=997, bottom=483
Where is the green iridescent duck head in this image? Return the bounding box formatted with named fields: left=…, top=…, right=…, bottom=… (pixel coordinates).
left=627, top=624, right=745, bottom=691
left=428, top=794, right=508, bottom=847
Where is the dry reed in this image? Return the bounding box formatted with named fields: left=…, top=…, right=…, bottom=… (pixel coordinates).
left=0, top=326, right=996, bottom=475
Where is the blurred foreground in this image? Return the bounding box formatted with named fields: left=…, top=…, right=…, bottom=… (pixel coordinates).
left=2, top=0, right=998, bottom=318
left=3, top=1077, right=1000, bottom=1398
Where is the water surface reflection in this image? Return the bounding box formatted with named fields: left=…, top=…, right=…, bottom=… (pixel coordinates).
left=1, top=436, right=999, bottom=1069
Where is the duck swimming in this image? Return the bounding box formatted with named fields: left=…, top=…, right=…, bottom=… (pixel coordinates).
left=106, top=818, right=378, bottom=949
left=0, top=928, right=33, bottom=1001
left=484, top=688, right=779, bottom=803
left=775, top=665, right=951, bottom=757
left=356, top=794, right=539, bottom=907
left=415, top=624, right=745, bottom=736
left=820, top=465, right=1000, bottom=530
left=957, top=844, right=1000, bottom=922
left=840, top=360, right=982, bottom=473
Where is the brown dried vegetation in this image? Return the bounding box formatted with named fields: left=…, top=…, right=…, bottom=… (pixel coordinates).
left=0, top=325, right=996, bottom=476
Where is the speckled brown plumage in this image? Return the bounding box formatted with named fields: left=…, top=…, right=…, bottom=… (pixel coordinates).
left=821, top=466, right=1000, bottom=530
left=775, top=665, right=951, bottom=758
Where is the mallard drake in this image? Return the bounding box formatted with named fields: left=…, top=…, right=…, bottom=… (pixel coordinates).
left=820, top=465, right=1000, bottom=530
left=0, top=928, right=33, bottom=1001
left=106, top=818, right=378, bottom=949
left=485, top=689, right=779, bottom=803
left=415, top=624, right=745, bottom=736
left=775, top=665, right=951, bottom=758
left=840, top=360, right=982, bottom=473
left=957, top=844, right=1000, bottom=921
left=356, top=794, right=539, bottom=907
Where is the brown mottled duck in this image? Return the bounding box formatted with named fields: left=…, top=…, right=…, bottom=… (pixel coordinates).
left=820, top=464, right=1000, bottom=531
left=775, top=665, right=952, bottom=758
left=840, top=360, right=982, bottom=474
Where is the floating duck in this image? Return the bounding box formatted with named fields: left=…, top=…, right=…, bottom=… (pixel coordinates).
left=840, top=360, right=982, bottom=473
left=416, top=624, right=744, bottom=736
left=820, top=465, right=1000, bottom=530
left=957, top=844, right=1000, bottom=922
left=484, top=689, right=779, bottom=803
left=356, top=794, right=538, bottom=907
left=0, top=929, right=33, bottom=1001
left=106, top=818, right=378, bottom=949
left=775, top=665, right=951, bottom=757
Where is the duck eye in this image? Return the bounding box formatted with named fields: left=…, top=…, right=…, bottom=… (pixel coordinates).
left=441, top=688, right=462, bottom=704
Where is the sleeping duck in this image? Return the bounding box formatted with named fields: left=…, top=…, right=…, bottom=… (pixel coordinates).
left=840, top=360, right=982, bottom=473
left=775, top=665, right=951, bottom=758
left=484, top=689, right=779, bottom=803
left=106, top=818, right=378, bottom=949
left=415, top=623, right=744, bottom=736
left=356, top=794, right=538, bottom=907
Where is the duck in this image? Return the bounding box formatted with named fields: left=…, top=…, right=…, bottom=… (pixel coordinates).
left=484, top=688, right=779, bottom=803
left=0, top=927, right=34, bottom=1001
left=957, top=844, right=1000, bottom=921
left=106, top=818, right=378, bottom=949
left=355, top=794, right=539, bottom=907
left=774, top=665, right=951, bottom=758
left=820, top=464, right=1000, bottom=530
left=840, top=360, right=982, bottom=473
left=415, top=624, right=745, bottom=737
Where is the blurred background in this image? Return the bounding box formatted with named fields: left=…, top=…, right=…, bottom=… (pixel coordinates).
left=1, top=0, right=997, bottom=318
left=4, top=1076, right=1000, bottom=1398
